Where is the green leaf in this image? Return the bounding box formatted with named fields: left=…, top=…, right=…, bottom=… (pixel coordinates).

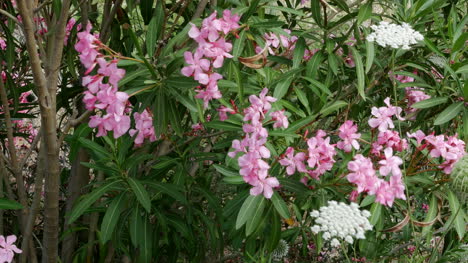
left=146, top=1, right=164, bottom=57
left=265, top=5, right=305, bottom=16
left=293, top=37, right=306, bottom=69
left=140, top=0, right=154, bottom=25
left=167, top=102, right=182, bottom=136
left=320, top=100, right=348, bottom=116
left=267, top=212, right=282, bottom=251
left=129, top=207, right=143, bottom=247
left=68, top=180, right=123, bottom=224
left=422, top=194, right=438, bottom=236
left=214, top=164, right=240, bottom=177
left=350, top=47, right=366, bottom=100
left=277, top=178, right=309, bottom=193
left=236, top=195, right=263, bottom=229
left=411, top=97, right=448, bottom=109
left=100, top=193, right=127, bottom=243
left=357, top=2, right=372, bottom=25
left=245, top=197, right=266, bottom=236
left=434, top=102, right=464, bottom=125
left=360, top=195, right=375, bottom=207
left=127, top=178, right=152, bottom=213
left=138, top=217, right=153, bottom=262
left=0, top=198, right=23, bottom=210
left=204, top=121, right=242, bottom=131
left=119, top=68, right=149, bottom=87
left=365, top=41, right=374, bottom=74
left=302, top=77, right=331, bottom=96
left=447, top=190, right=466, bottom=239
left=145, top=182, right=188, bottom=204
left=240, top=0, right=261, bottom=22
left=273, top=77, right=293, bottom=101
left=369, top=202, right=382, bottom=226
left=452, top=32, right=468, bottom=53
left=78, top=138, right=111, bottom=159
left=251, top=21, right=285, bottom=28
left=310, top=0, right=322, bottom=27
left=306, top=51, right=323, bottom=79
left=424, top=38, right=444, bottom=57
left=232, top=30, right=246, bottom=59
left=271, top=192, right=290, bottom=219
left=285, top=114, right=318, bottom=132
left=166, top=88, right=198, bottom=112
left=223, top=176, right=245, bottom=184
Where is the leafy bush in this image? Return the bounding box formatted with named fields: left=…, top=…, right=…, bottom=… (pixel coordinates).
left=0, top=0, right=466, bottom=262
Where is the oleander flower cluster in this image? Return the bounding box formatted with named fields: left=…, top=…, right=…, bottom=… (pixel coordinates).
left=229, top=88, right=289, bottom=198
left=394, top=73, right=431, bottom=118
left=182, top=10, right=240, bottom=108
left=75, top=23, right=131, bottom=138
left=408, top=130, right=466, bottom=174
left=345, top=97, right=407, bottom=207
left=366, top=21, right=424, bottom=49
left=279, top=123, right=356, bottom=183
left=310, top=201, right=372, bottom=247
left=0, top=235, right=22, bottom=263
left=256, top=29, right=298, bottom=55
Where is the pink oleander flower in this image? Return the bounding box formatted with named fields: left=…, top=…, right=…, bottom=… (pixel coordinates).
left=217, top=105, right=235, bottom=121
left=64, top=18, right=82, bottom=45
left=75, top=23, right=100, bottom=70
left=219, top=10, right=241, bottom=34
left=238, top=152, right=270, bottom=184
left=0, top=38, right=6, bottom=50
left=368, top=97, right=404, bottom=132
left=407, top=130, right=426, bottom=145
left=279, top=29, right=298, bottom=49
left=378, top=148, right=403, bottom=177
left=248, top=88, right=277, bottom=115
left=405, top=87, right=430, bottom=119
left=89, top=113, right=131, bottom=138
left=306, top=130, right=336, bottom=179
left=195, top=80, right=222, bottom=109
left=371, top=130, right=407, bottom=155
left=349, top=190, right=359, bottom=202
left=0, top=235, right=22, bottom=263
left=421, top=203, right=429, bottom=213
left=191, top=123, right=204, bottom=131
left=279, top=147, right=307, bottom=175
left=337, top=120, right=360, bottom=152
left=129, top=109, right=157, bottom=146
left=181, top=51, right=210, bottom=84
left=97, top=58, right=126, bottom=88
left=201, top=38, right=233, bottom=68
left=270, top=110, right=289, bottom=128
left=347, top=155, right=379, bottom=194
left=250, top=175, right=280, bottom=199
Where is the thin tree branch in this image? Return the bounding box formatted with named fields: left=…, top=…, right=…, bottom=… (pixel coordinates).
left=191, top=0, right=209, bottom=21
left=100, top=0, right=123, bottom=43
left=0, top=8, right=20, bottom=24
left=18, top=129, right=42, bottom=170
left=58, top=110, right=92, bottom=146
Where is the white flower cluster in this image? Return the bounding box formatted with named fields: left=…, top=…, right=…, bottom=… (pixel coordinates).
left=310, top=201, right=372, bottom=247
left=271, top=239, right=289, bottom=261
left=366, top=21, right=424, bottom=50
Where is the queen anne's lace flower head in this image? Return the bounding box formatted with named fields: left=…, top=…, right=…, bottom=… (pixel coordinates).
left=366, top=21, right=424, bottom=50
left=271, top=239, right=289, bottom=261
left=310, top=201, right=372, bottom=247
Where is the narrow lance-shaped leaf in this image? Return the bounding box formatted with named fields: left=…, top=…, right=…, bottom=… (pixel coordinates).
left=236, top=195, right=264, bottom=229
left=127, top=177, right=152, bottom=213
left=434, top=102, right=464, bottom=125
left=271, top=192, right=291, bottom=219
left=245, top=197, right=266, bottom=236
left=350, top=47, right=366, bottom=100
left=100, top=193, right=127, bottom=243
left=68, top=180, right=123, bottom=224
